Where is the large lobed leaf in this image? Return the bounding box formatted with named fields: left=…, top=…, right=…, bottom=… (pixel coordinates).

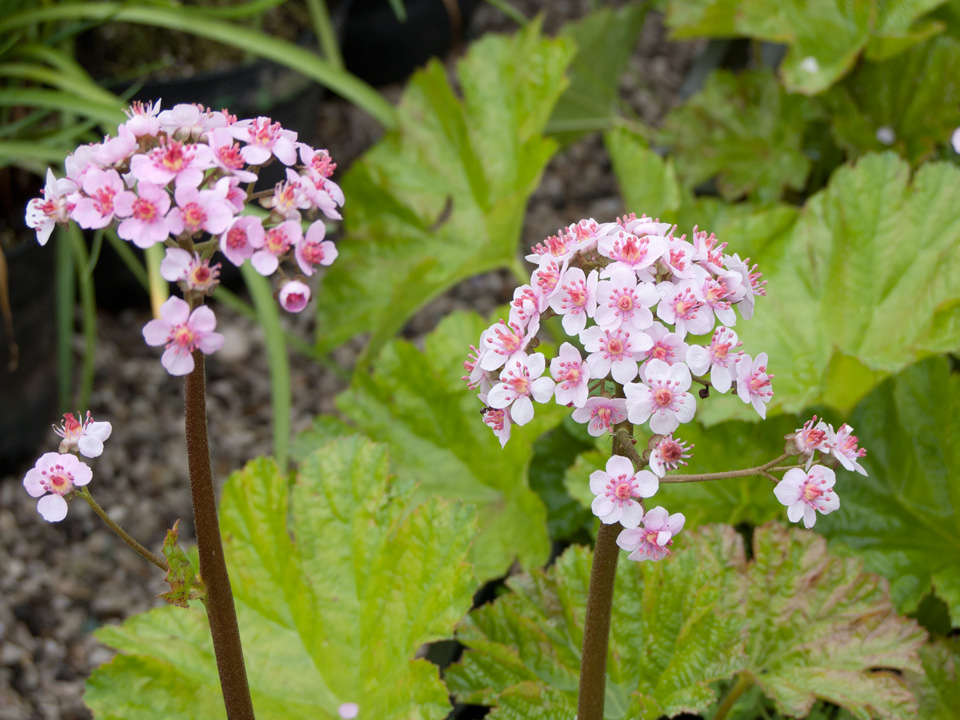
left=448, top=523, right=925, bottom=719
left=85, top=437, right=479, bottom=719
left=609, top=134, right=960, bottom=421
left=314, top=20, right=575, bottom=358
left=818, top=356, right=960, bottom=624
left=659, top=69, right=819, bottom=201
left=664, top=0, right=949, bottom=94
left=294, top=311, right=567, bottom=581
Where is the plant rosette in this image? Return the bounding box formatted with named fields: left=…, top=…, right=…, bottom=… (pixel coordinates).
left=464, top=215, right=868, bottom=560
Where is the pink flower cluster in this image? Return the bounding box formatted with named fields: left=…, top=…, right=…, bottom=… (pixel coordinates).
left=25, top=101, right=343, bottom=375
left=22, top=412, right=112, bottom=522
left=463, top=213, right=771, bottom=560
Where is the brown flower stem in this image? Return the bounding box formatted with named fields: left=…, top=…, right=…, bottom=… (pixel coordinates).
left=659, top=453, right=791, bottom=484
left=184, top=350, right=256, bottom=720
left=576, top=422, right=632, bottom=720
left=77, top=487, right=168, bottom=572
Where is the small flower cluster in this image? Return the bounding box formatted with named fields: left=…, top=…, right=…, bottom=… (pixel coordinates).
left=26, top=101, right=343, bottom=375
left=23, top=412, right=111, bottom=522
left=464, top=213, right=769, bottom=560
left=774, top=415, right=868, bottom=528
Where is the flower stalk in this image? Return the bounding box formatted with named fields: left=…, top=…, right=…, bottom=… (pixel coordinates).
left=77, top=487, right=168, bottom=571
left=184, top=348, right=255, bottom=720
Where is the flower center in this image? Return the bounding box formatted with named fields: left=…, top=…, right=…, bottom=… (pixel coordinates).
left=172, top=325, right=197, bottom=351
left=714, top=342, right=730, bottom=359
left=227, top=226, right=248, bottom=250
left=619, top=236, right=644, bottom=262
left=265, top=227, right=292, bottom=255
left=607, top=338, right=624, bottom=355
left=218, top=144, right=245, bottom=169
left=802, top=483, right=823, bottom=503
left=132, top=197, right=157, bottom=222
left=661, top=441, right=682, bottom=461
left=617, top=294, right=634, bottom=312
left=654, top=387, right=673, bottom=408
left=182, top=202, right=207, bottom=231
left=302, top=242, right=325, bottom=265
left=652, top=344, right=669, bottom=361
left=614, top=481, right=633, bottom=500
left=93, top=188, right=116, bottom=215
left=159, top=141, right=189, bottom=171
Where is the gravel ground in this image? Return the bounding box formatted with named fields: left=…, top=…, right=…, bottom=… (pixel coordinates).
left=0, top=5, right=701, bottom=718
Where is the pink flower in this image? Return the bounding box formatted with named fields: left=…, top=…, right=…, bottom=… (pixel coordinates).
left=219, top=216, right=265, bottom=267
left=463, top=345, right=495, bottom=395
left=597, top=226, right=666, bottom=279
left=160, top=248, right=221, bottom=294
left=130, top=138, right=215, bottom=188
left=689, top=225, right=727, bottom=272
left=298, top=147, right=344, bottom=220
left=338, top=703, right=359, bottom=720
left=166, top=179, right=236, bottom=237
left=785, top=415, right=831, bottom=469
left=616, top=506, right=685, bottom=562
left=295, top=221, right=338, bottom=276
left=122, top=100, right=162, bottom=138
left=549, top=267, right=598, bottom=336
left=530, top=256, right=567, bottom=311
left=656, top=280, right=714, bottom=338
left=638, top=323, right=688, bottom=376
left=71, top=167, right=128, bottom=229
left=207, top=128, right=258, bottom=182
left=550, top=342, right=590, bottom=408
left=94, top=125, right=138, bottom=167
left=594, top=267, right=658, bottom=333
left=589, top=455, right=658, bottom=528
left=685, top=326, right=741, bottom=393
left=157, top=103, right=228, bottom=141
left=774, top=466, right=839, bottom=528
left=724, top=253, right=766, bottom=320
left=648, top=434, right=693, bottom=477
left=479, top=316, right=539, bottom=372
left=660, top=237, right=696, bottom=279
left=479, top=392, right=512, bottom=447
left=251, top=220, right=302, bottom=276
left=142, top=296, right=225, bottom=376
left=232, top=116, right=298, bottom=165
left=486, top=352, right=556, bottom=426
left=262, top=170, right=311, bottom=221
left=624, top=359, right=696, bottom=435
left=735, top=352, right=774, bottom=419
left=696, top=267, right=742, bottom=327
left=571, top=397, right=627, bottom=437
left=279, top=280, right=311, bottom=313
left=25, top=169, right=77, bottom=245
left=23, top=452, right=92, bottom=522
left=114, top=182, right=171, bottom=247
left=509, top=285, right=541, bottom=327
left=831, top=423, right=868, bottom=476
left=53, top=411, right=112, bottom=458
left=579, top=326, right=651, bottom=384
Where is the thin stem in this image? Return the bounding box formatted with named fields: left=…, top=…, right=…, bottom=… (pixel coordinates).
left=184, top=349, right=256, bottom=720
left=659, top=453, right=790, bottom=484
left=577, top=422, right=631, bottom=720
left=714, top=672, right=753, bottom=720
left=77, top=487, right=168, bottom=572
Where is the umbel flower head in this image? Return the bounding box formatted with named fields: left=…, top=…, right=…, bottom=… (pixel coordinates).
left=23, top=453, right=92, bottom=522
left=25, top=101, right=344, bottom=376
left=464, top=212, right=771, bottom=561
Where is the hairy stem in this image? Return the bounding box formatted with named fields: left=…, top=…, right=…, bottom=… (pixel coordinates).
left=577, top=423, right=632, bottom=720
left=77, top=487, right=168, bottom=572
left=184, top=350, right=256, bottom=720
left=713, top=672, right=753, bottom=720
left=660, top=453, right=791, bottom=484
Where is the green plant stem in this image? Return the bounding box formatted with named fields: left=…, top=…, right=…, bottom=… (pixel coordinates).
left=304, top=0, right=343, bottom=70
left=184, top=349, right=256, bottom=720
left=67, top=225, right=97, bottom=409
left=660, top=453, right=791, bottom=483
left=714, top=672, right=752, bottom=720
left=77, top=487, right=168, bottom=572
left=577, top=422, right=632, bottom=720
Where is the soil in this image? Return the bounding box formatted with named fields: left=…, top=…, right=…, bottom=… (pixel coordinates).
left=0, top=3, right=702, bottom=718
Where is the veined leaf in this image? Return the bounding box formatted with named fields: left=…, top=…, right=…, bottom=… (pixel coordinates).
left=906, top=637, right=960, bottom=718
left=659, top=69, right=819, bottom=201
left=295, top=311, right=567, bottom=581
left=665, top=0, right=949, bottom=94
left=85, top=437, right=479, bottom=719
left=448, top=523, right=924, bottom=719
left=314, top=20, right=575, bottom=358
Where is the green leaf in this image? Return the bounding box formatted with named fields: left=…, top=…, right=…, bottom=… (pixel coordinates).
left=818, top=357, right=960, bottom=624
left=823, top=35, right=960, bottom=165
left=314, top=20, right=575, bottom=357
left=665, top=0, right=949, bottom=94
left=86, top=437, right=479, bottom=719
left=447, top=531, right=748, bottom=719
left=296, top=311, right=567, bottom=581
left=449, top=524, right=925, bottom=719
left=604, top=127, right=682, bottom=220
left=548, top=5, right=648, bottom=142
left=158, top=520, right=203, bottom=609
left=740, top=523, right=926, bottom=719
left=906, top=637, right=960, bottom=719
left=659, top=69, right=818, bottom=201
left=528, top=422, right=595, bottom=541
left=723, top=153, right=960, bottom=421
